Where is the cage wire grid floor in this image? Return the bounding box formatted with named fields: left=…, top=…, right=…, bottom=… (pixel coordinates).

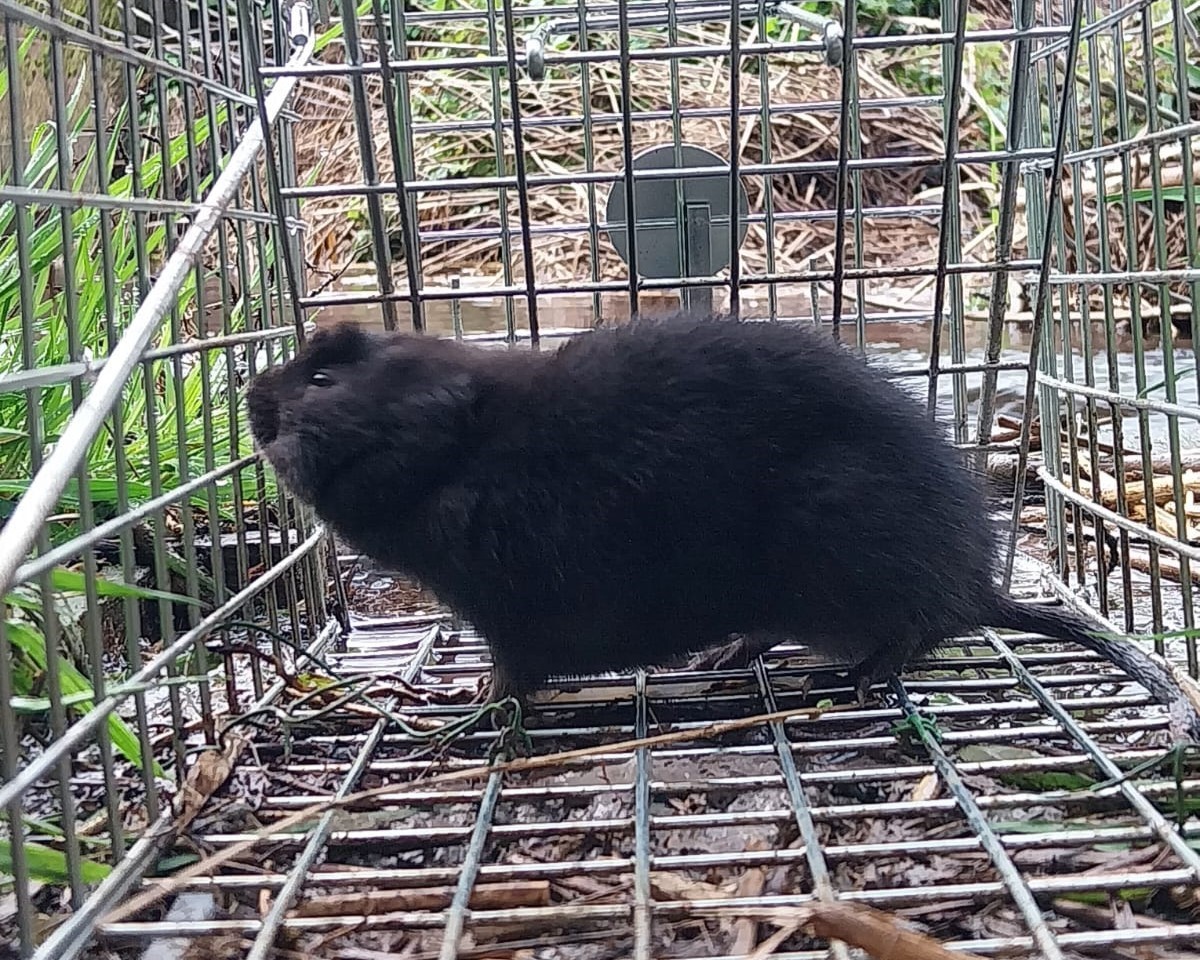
left=0, top=0, right=1197, bottom=947
left=89, top=553, right=1200, bottom=960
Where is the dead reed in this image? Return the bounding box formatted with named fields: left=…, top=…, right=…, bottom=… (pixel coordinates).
left=283, top=11, right=1197, bottom=326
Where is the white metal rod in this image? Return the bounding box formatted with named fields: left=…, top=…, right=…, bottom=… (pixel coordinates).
left=0, top=25, right=315, bottom=597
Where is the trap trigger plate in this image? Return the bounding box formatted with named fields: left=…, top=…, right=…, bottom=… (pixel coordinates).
left=604, top=143, right=751, bottom=295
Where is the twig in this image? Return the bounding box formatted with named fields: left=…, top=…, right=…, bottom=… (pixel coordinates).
left=289, top=880, right=551, bottom=917
left=745, top=922, right=800, bottom=960
left=693, top=902, right=986, bottom=960
left=100, top=701, right=855, bottom=927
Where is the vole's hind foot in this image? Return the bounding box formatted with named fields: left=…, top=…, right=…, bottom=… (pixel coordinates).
left=848, top=655, right=894, bottom=706
left=474, top=662, right=535, bottom=756
left=687, top=632, right=789, bottom=673
left=687, top=642, right=751, bottom=673
left=483, top=660, right=535, bottom=705
left=848, top=631, right=936, bottom=706
left=853, top=672, right=876, bottom=707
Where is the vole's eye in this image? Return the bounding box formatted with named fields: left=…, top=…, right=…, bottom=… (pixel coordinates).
left=310, top=370, right=334, bottom=387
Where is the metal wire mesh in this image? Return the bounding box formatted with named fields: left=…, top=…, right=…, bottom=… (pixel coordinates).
left=1, top=0, right=1199, bottom=956
left=0, top=0, right=339, bottom=955
left=90, top=579, right=1200, bottom=959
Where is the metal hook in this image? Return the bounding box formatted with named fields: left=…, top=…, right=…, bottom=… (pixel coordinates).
left=523, top=0, right=845, bottom=80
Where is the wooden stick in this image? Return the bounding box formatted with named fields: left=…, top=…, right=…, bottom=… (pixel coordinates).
left=101, top=702, right=856, bottom=927
left=289, top=880, right=550, bottom=918
left=692, top=903, right=986, bottom=960
left=1127, top=550, right=1200, bottom=586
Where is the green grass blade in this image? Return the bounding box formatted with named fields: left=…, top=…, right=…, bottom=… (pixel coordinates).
left=6, top=620, right=164, bottom=777
left=0, top=477, right=155, bottom=505
left=48, top=567, right=201, bottom=607
left=0, top=838, right=111, bottom=885
left=1105, top=186, right=1197, bottom=205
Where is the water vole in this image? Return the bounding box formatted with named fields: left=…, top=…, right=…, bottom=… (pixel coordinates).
left=245, top=314, right=1200, bottom=737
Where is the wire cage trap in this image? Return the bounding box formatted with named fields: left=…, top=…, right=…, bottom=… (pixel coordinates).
left=0, top=0, right=1199, bottom=957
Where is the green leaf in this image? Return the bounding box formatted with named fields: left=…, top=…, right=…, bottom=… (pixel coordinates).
left=11, top=673, right=209, bottom=713
left=1008, top=771, right=1097, bottom=791
left=1098, top=626, right=1200, bottom=644
left=150, top=852, right=201, bottom=876
left=0, top=34, right=38, bottom=102
left=22, top=815, right=111, bottom=849
left=0, top=838, right=111, bottom=885
left=10, top=691, right=98, bottom=712
left=0, top=477, right=155, bottom=507
left=992, top=819, right=1099, bottom=834
left=1057, top=887, right=1154, bottom=906
left=0, top=475, right=233, bottom=516
left=47, top=568, right=200, bottom=607
left=3, top=588, right=41, bottom=611
left=1105, top=186, right=1200, bottom=205
left=5, top=620, right=164, bottom=778
left=1153, top=46, right=1200, bottom=88
left=312, top=0, right=373, bottom=53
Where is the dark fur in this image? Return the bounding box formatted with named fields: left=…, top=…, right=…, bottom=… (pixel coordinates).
left=246, top=315, right=1200, bottom=737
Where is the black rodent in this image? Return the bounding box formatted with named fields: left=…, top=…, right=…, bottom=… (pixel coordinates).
left=245, top=314, right=1200, bottom=738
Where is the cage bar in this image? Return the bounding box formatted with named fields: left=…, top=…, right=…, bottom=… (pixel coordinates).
left=1, top=0, right=1199, bottom=957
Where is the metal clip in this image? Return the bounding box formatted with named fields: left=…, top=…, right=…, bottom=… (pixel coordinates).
left=776, top=1, right=844, bottom=64
left=524, top=0, right=845, bottom=81
left=288, top=0, right=312, bottom=47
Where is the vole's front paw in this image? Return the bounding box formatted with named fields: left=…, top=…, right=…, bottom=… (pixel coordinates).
left=687, top=635, right=756, bottom=673
left=853, top=673, right=874, bottom=707
left=471, top=672, right=494, bottom=706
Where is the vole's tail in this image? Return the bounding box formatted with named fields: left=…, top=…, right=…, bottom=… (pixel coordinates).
left=990, top=593, right=1200, bottom=741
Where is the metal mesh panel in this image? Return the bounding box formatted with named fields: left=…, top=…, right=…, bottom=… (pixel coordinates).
left=0, top=0, right=1198, bottom=957
left=91, top=599, right=1200, bottom=959
left=0, top=1, right=338, bottom=955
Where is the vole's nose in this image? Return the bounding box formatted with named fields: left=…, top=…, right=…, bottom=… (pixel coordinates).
left=245, top=378, right=279, bottom=446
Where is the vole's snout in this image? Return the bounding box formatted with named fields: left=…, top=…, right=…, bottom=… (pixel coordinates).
left=245, top=377, right=279, bottom=447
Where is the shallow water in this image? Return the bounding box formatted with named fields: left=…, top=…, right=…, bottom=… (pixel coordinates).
left=312, top=288, right=1200, bottom=452
left=865, top=317, right=1200, bottom=452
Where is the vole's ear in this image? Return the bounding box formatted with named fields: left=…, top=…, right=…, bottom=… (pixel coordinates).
left=375, top=360, right=478, bottom=421
left=422, top=369, right=481, bottom=420
left=302, top=322, right=376, bottom=368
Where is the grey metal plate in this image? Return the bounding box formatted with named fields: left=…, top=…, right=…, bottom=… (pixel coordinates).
left=605, top=143, right=750, bottom=279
